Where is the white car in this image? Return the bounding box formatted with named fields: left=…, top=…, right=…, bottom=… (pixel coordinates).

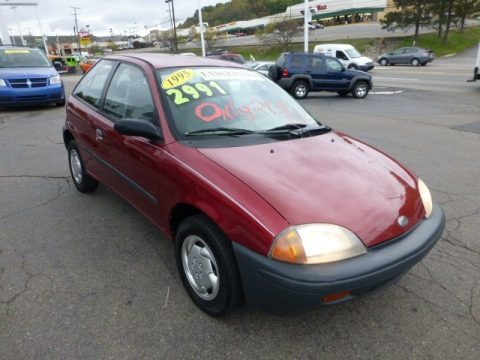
left=245, top=61, right=274, bottom=77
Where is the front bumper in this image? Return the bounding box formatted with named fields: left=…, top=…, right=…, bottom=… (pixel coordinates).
left=358, top=64, right=375, bottom=72
left=233, top=204, right=445, bottom=313
left=0, top=84, right=65, bottom=106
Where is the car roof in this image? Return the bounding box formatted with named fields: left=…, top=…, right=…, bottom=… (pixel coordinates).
left=106, top=53, right=246, bottom=69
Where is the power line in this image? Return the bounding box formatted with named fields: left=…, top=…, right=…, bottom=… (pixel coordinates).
left=70, top=6, right=81, bottom=54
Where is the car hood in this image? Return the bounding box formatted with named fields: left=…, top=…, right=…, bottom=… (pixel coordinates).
left=355, top=56, right=373, bottom=64
left=197, top=132, right=425, bottom=247
left=0, top=67, right=57, bottom=79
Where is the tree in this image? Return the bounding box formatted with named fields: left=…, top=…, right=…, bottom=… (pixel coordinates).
left=257, top=17, right=298, bottom=52
left=381, top=0, right=435, bottom=42
left=454, top=0, right=480, bottom=33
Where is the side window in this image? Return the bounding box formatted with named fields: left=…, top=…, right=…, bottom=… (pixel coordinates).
left=326, top=57, right=343, bottom=72
left=73, top=60, right=115, bottom=108
left=290, top=54, right=304, bottom=68
left=103, top=63, right=155, bottom=123
left=336, top=51, right=348, bottom=61
left=405, top=48, right=417, bottom=54
left=310, top=55, right=324, bottom=71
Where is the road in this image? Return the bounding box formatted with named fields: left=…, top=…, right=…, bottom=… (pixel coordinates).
left=0, top=50, right=479, bottom=359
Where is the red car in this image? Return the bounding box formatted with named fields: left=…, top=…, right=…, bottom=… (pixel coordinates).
left=63, top=54, right=445, bottom=316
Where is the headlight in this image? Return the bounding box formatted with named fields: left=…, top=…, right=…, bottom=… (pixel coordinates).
left=418, top=178, right=433, bottom=218
left=50, top=75, right=62, bottom=85
left=0, top=79, right=6, bottom=87
left=269, top=224, right=367, bottom=264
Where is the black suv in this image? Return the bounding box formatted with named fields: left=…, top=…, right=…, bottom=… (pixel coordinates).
left=270, top=52, right=372, bottom=99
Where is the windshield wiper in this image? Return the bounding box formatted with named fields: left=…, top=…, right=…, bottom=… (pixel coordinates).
left=260, top=123, right=331, bottom=137
left=262, top=123, right=307, bottom=133
left=185, top=127, right=257, bottom=136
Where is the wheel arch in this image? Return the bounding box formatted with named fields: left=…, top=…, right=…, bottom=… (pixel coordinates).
left=63, top=128, right=74, bottom=149
left=170, top=203, right=205, bottom=238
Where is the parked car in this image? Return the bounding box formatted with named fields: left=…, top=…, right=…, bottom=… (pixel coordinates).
left=313, top=44, right=374, bottom=71
left=0, top=46, right=65, bottom=107
left=377, top=47, right=435, bottom=66
left=270, top=52, right=372, bottom=99
left=63, top=54, right=445, bottom=316
left=245, top=61, right=274, bottom=76
left=207, top=52, right=245, bottom=64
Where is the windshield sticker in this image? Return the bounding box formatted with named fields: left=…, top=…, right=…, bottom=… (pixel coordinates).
left=4, top=49, right=30, bottom=54
left=166, top=81, right=227, bottom=106
left=198, top=69, right=263, bottom=81
left=194, top=99, right=304, bottom=123
left=161, top=69, right=194, bottom=89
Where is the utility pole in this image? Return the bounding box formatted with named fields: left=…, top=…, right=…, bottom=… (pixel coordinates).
left=70, top=6, right=81, bottom=55
left=165, top=0, right=177, bottom=52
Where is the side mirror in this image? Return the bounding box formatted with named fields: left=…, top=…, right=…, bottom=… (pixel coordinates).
left=114, top=118, right=163, bottom=141
left=341, top=65, right=346, bottom=72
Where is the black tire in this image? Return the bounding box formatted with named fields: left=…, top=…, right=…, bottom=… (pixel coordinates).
left=421, top=63, right=427, bottom=66
left=67, top=140, right=99, bottom=193
left=337, top=91, right=349, bottom=97
left=56, top=99, right=66, bottom=107
left=348, top=64, right=358, bottom=70
left=351, top=80, right=369, bottom=99
left=411, top=58, right=420, bottom=66
left=290, top=80, right=309, bottom=99
left=175, top=214, right=243, bottom=316
left=379, top=58, right=388, bottom=66
left=268, top=64, right=280, bottom=82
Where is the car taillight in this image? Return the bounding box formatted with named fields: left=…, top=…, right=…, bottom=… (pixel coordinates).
left=282, top=68, right=289, bottom=78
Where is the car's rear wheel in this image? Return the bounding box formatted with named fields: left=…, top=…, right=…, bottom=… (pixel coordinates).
left=379, top=58, right=388, bottom=66
left=411, top=58, right=420, bottom=66
left=351, top=81, right=369, bottom=99
left=67, top=140, right=99, bottom=193
left=290, top=80, right=309, bottom=99
left=175, top=215, right=243, bottom=316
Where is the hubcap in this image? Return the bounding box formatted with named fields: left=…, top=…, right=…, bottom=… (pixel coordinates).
left=70, top=149, right=83, bottom=184
left=295, top=85, right=307, bottom=97
left=356, top=85, right=367, bottom=97
left=181, top=235, right=219, bottom=301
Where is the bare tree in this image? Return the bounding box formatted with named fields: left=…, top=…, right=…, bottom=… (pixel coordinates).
left=257, top=17, right=298, bottom=52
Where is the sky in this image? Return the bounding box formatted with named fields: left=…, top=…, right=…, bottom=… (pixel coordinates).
left=0, top=0, right=231, bottom=38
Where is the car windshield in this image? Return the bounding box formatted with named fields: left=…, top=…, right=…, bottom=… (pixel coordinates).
left=345, top=48, right=361, bottom=58
left=0, top=49, right=52, bottom=68
left=157, top=67, right=320, bottom=139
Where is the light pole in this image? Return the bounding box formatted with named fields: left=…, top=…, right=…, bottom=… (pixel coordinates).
left=198, top=0, right=205, bottom=57
left=165, top=0, right=177, bottom=52
left=304, top=0, right=308, bottom=52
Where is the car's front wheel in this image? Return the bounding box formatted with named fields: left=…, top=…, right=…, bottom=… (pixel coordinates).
left=351, top=81, right=369, bottom=99
left=67, top=140, right=99, bottom=193
left=290, top=80, right=309, bottom=99
left=175, top=215, right=243, bottom=316
left=379, top=58, right=388, bottom=66
left=56, top=99, right=66, bottom=107
left=348, top=64, right=358, bottom=70
left=411, top=58, right=420, bottom=66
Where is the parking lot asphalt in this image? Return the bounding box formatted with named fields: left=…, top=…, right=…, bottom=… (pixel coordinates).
left=1, top=54, right=479, bottom=359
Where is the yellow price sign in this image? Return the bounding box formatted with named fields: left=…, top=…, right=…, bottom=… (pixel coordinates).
left=161, top=69, right=194, bottom=90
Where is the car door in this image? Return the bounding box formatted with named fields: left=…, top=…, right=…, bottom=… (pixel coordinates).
left=95, top=62, right=165, bottom=220
left=68, top=59, right=118, bottom=181
left=389, top=48, right=406, bottom=64
left=323, top=57, right=350, bottom=91
left=307, top=54, right=328, bottom=90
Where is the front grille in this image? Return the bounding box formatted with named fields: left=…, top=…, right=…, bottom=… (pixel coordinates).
left=8, top=78, right=48, bottom=88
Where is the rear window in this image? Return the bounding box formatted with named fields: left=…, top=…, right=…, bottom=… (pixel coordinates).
left=0, top=48, right=52, bottom=68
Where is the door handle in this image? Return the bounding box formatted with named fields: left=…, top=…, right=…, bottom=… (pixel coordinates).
left=95, top=129, right=104, bottom=141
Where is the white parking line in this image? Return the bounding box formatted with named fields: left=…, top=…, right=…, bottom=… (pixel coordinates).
left=373, top=77, right=419, bottom=81
left=370, top=90, right=403, bottom=95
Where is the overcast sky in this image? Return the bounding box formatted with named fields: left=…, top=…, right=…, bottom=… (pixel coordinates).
left=0, top=0, right=231, bottom=37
